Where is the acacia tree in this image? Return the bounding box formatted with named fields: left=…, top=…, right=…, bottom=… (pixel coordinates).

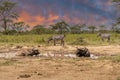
left=31, top=25, right=47, bottom=34
left=88, top=25, right=96, bottom=33
left=112, top=23, right=120, bottom=33
left=70, top=24, right=86, bottom=33
left=0, top=0, right=18, bottom=34
left=51, top=21, right=70, bottom=34
left=13, top=22, right=29, bottom=32
left=111, top=0, right=120, bottom=32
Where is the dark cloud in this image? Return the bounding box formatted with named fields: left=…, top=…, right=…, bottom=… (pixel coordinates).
left=12, top=0, right=115, bottom=26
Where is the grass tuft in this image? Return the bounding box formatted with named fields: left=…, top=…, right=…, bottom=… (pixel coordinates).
left=0, top=60, right=16, bottom=66
left=99, top=55, right=120, bottom=63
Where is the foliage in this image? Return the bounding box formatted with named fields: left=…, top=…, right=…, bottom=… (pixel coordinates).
left=13, top=22, right=29, bottom=32
left=70, top=24, right=86, bottom=34
left=113, top=0, right=120, bottom=32
left=88, top=25, right=96, bottom=33
left=50, top=21, right=70, bottom=34
left=116, top=18, right=120, bottom=24
left=112, top=21, right=120, bottom=33
left=30, top=25, right=54, bottom=34
left=0, top=0, right=18, bottom=34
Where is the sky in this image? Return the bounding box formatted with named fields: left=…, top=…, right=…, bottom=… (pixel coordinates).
left=12, top=0, right=117, bottom=27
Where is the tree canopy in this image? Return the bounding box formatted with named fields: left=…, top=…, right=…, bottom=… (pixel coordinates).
left=0, top=0, right=18, bottom=34
left=50, top=21, right=70, bottom=34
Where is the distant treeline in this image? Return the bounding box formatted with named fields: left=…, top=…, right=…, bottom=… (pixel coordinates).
left=0, top=22, right=119, bottom=35
left=0, top=20, right=120, bottom=35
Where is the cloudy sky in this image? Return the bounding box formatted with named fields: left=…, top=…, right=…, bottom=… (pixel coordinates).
left=13, top=0, right=116, bottom=27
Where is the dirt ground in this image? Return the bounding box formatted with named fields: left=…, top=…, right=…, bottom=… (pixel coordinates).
left=0, top=45, right=120, bottom=80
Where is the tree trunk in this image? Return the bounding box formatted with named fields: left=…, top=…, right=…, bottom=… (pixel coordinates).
left=3, top=19, right=8, bottom=34
left=4, top=19, right=8, bottom=34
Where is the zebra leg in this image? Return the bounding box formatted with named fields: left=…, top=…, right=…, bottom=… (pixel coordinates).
left=54, top=40, right=56, bottom=46
left=102, top=38, right=104, bottom=42
left=107, top=37, right=110, bottom=42
left=63, top=40, right=64, bottom=46
left=47, top=40, right=50, bottom=45
left=61, top=39, right=64, bottom=46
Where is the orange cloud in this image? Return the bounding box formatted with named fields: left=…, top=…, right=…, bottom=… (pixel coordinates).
left=17, top=11, right=30, bottom=22
left=48, top=14, right=59, bottom=21
left=17, top=10, right=109, bottom=27
left=17, top=10, right=60, bottom=27
left=17, top=10, right=45, bottom=26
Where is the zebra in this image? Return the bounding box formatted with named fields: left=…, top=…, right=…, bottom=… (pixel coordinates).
left=47, top=34, right=65, bottom=46
left=97, top=33, right=111, bottom=42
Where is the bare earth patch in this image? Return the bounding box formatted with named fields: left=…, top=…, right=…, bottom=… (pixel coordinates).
left=0, top=45, right=119, bottom=80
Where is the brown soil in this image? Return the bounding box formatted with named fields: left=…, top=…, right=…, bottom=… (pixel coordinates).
left=0, top=45, right=120, bottom=80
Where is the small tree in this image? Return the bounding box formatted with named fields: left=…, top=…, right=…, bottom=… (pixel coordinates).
left=32, top=25, right=44, bottom=34
left=112, top=23, right=120, bottom=33
left=88, top=25, right=96, bottom=33
left=24, top=24, right=30, bottom=31
left=70, top=25, right=79, bottom=34
left=51, top=21, right=70, bottom=34
left=70, top=24, right=85, bottom=34
left=112, top=0, right=120, bottom=32
left=31, top=25, right=52, bottom=34
left=13, top=22, right=27, bottom=32
left=0, top=0, right=18, bottom=34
